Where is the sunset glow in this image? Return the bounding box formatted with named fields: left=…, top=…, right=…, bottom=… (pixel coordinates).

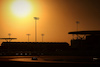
left=11, top=0, right=32, bottom=17
left=0, top=0, right=100, bottom=46
left=0, top=0, right=100, bottom=65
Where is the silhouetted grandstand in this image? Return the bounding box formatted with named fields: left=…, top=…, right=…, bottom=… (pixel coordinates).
left=0, top=31, right=100, bottom=56
left=0, top=42, right=69, bottom=56
left=69, top=31, right=100, bottom=49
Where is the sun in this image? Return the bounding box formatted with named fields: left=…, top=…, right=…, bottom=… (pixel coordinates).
left=11, top=0, right=32, bottom=17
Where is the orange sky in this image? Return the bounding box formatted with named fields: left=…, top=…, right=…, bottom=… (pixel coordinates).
left=0, top=0, right=100, bottom=46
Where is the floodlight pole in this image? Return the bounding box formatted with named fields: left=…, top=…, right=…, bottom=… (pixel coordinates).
left=26, top=34, right=30, bottom=42
left=35, top=19, right=37, bottom=42
left=76, top=21, right=80, bottom=39
left=76, top=21, right=79, bottom=31
left=41, top=34, right=44, bottom=42
left=8, top=33, right=11, bottom=38
left=34, top=17, right=39, bottom=42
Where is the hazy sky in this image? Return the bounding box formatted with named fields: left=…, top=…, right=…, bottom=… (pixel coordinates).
left=0, top=0, right=100, bottom=46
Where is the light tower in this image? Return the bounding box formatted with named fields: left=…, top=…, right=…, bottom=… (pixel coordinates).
left=26, top=34, right=31, bottom=42
left=76, top=21, right=80, bottom=31
left=34, top=17, right=39, bottom=42
left=41, top=34, right=44, bottom=42
left=76, top=21, right=80, bottom=39
left=8, top=33, right=11, bottom=38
